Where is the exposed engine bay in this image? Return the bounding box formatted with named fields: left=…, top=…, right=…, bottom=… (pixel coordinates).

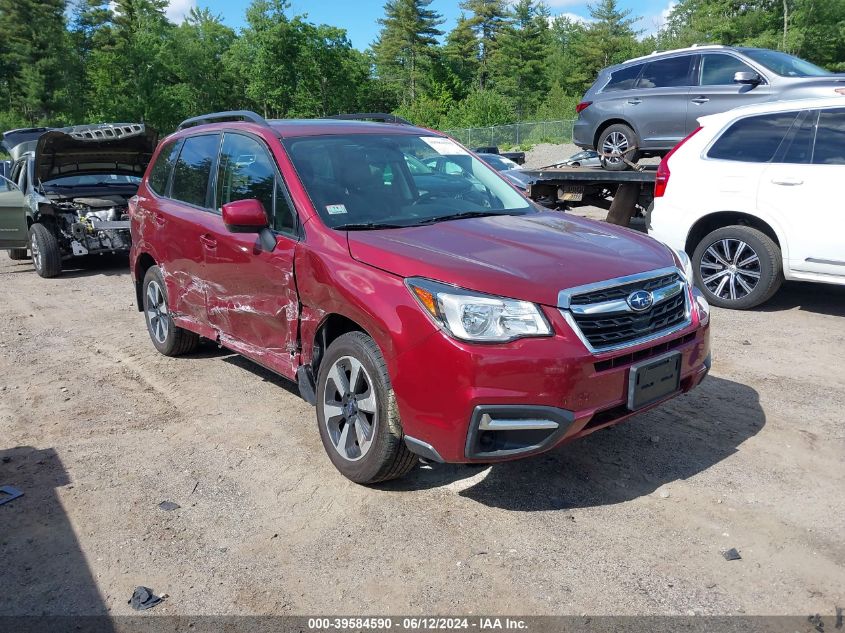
left=48, top=195, right=132, bottom=256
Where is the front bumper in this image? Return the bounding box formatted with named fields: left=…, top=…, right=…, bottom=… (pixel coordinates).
left=394, top=305, right=710, bottom=464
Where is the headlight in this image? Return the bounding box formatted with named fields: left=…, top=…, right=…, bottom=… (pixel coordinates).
left=406, top=278, right=552, bottom=342
left=674, top=248, right=694, bottom=283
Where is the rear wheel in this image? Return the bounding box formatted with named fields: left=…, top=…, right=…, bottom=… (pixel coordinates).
left=316, top=332, right=416, bottom=484
left=142, top=265, right=199, bottom=356
left=598, top=123, right=639, bottom=171
left=29, top=223, right=62, bottom=278
left=692, top=225, right=783, bottom=309
left=7, top=248, right=28, bottom=261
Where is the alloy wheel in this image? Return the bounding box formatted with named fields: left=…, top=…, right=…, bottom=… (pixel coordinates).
left=145, top=279, right=170, bottom=344
left=31, top=233, right=41, bottom=272
left=699, top=238, right=761, bottom=301
left=602, top=131, right=629, bottom=165
left=322, top=356, right=378, bottom=462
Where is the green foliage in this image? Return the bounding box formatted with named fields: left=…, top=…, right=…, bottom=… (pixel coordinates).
left=0, top=0, right=840, bottom=138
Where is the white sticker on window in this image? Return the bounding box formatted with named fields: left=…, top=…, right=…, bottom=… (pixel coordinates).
left=326, top=204, right=347, bottom=215
left=421, top=136, right=469, bottom=156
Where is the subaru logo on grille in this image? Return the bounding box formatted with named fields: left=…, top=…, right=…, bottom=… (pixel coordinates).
left=627, top=290, right=654, bottom=312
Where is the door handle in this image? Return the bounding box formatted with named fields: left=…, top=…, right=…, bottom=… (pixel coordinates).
left=199, top=234, right=217, bottom=249
left=627, top=99, right=642, bottom=105
left=153, top=213, right=166, bottom=226
left=771, top=178, right=803, bottom=186
left=691, top=97, right=710, bottom=104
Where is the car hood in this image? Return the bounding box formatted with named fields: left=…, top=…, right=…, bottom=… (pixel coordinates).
left=33, top=123, right=157, bottom=183
left=347, top=211, right=676, bottom=307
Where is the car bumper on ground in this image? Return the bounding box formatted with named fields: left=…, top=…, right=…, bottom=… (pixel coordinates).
left=394, top=305, right=710, bottom=464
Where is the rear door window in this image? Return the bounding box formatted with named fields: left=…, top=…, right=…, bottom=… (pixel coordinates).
left=812, top=108, right=845, bottom=165
left=700, top=54, right=758, bottom=86
left=148, top=139, right=182, bottom=196
left=603, top=64, right=643, bottom=92
left=170, top=134, right=220, bottom=208
left=637, top=55, right=694, bottom=88
left=708, top=112, right=800, bottom=163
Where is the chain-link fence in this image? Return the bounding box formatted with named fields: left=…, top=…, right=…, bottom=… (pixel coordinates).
left=444, top=120, right=576, bottom=148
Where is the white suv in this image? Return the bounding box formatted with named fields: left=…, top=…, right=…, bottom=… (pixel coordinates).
left=648, top=97, right=845, bottom=309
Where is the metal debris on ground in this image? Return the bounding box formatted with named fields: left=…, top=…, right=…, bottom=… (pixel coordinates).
left=722, top=548, right=742, bottom=561
left=128, top=586, right=164, bottom=611
left=158, top=501, right=180, bottom=511
left=0, top=485, right=23, bottom=506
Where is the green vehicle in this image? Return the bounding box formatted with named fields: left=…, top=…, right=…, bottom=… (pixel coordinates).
left=0, top=124, right=157, bottom=277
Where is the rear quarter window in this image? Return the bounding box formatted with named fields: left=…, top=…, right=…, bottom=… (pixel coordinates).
left=707, top=112, right=800, bottom=163
left=603, top=64, right=643, bottom=92
left=148, top=140, right=181, bottom=196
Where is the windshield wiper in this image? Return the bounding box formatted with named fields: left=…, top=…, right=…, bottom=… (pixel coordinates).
left=333, top=222, right=407, bottom=231
left=411, top=210, right=519, bottom=226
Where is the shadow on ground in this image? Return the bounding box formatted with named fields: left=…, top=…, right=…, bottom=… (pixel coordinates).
left=0, top=254, right=129, bottom=279
left=381, top=375, right=764, bottom=511
left=0, top=447, right=113, bottom=623
left=758, top=281, right=845, bottom=317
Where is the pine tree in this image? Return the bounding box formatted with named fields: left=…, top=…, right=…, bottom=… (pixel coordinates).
left=576, top=0, right=642, bottom=81
left=459, top=0, right=509, bottom=89
left=373, top=0, right=444, bottom=104
left=0, top=0, right=72, bottom=125
left=443, top=14, right=479, bottom=99
left=491, top=0, right=550, bottom=119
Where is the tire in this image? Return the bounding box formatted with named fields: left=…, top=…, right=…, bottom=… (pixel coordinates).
left=692, top=225, right=783, bottom=310
left=316, top=331, right=417, bottom=484
left=8, top=248, right=28, bottom=261
left=598, top=123, right=639, bottom=171
left=142, top=265, right=199, bottom=356
left=571, top=162, right=581, bottom=167
left=29, top=223, right=62, bottom=278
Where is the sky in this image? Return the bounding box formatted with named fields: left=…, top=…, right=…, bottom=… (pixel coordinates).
left=168, top=0, right=678, bottom=47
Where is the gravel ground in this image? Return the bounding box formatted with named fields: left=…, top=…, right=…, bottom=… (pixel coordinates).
left=1, top=250, right=844, bottom=617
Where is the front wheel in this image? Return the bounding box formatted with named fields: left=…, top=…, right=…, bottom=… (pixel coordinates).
left=142, top=265, right=199, bottom=356
left=29, top=223, right=62, bottom=278
left=692, top=225, right=783, bottom=309
left=316, top=332, right=416, bottom=484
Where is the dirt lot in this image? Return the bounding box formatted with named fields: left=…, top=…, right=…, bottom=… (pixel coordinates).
left=1, top=243, right=844, bottom=617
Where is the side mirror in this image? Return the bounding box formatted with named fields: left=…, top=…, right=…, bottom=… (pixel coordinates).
left=221, top=199, right=276, bottom=252
left=734, top=71, right=761, bottom=85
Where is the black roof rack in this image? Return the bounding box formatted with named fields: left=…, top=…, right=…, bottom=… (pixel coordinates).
left=176, top=110, right=270, bottom=131
left=326, top=113, right=412, bottom=125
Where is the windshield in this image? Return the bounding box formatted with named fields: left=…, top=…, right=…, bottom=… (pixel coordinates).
left=283, top=134, right=533, bottom=229
left=741, top=49, right=832, bottom=77
left=42, top=173, right=141, bottom=190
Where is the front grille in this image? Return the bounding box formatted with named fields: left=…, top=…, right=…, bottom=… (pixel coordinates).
left=560, top=269, right=690, bottom=352
left=569, top=273, right=680, bottom=305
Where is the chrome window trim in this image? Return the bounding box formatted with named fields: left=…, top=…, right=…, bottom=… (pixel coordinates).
left=558, top=266, right=692, bottom=355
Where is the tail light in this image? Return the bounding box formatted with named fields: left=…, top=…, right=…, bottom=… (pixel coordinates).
left=654, top=126, right=703, bottom=198
left=575, top=101, right=592, bottom=114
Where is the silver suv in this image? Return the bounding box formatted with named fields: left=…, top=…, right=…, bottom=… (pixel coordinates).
left=573, top=45, right=845, bottom=170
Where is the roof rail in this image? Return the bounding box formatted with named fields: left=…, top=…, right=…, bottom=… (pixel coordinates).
left=624, top=44, right=727, bottom=64
left=177, top=110, right=269, bottom=131
left=327, top=113, right=413, bottom=125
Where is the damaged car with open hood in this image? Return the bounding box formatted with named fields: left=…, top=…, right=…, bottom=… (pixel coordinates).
left=0, top=123, right=157, bottom=277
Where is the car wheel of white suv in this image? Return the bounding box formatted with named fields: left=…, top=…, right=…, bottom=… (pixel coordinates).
left=692, top=225, right=783, bottom=310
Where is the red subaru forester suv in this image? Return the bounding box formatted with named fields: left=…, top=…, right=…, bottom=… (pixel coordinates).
left=129, top=111, right=711, bottom=484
